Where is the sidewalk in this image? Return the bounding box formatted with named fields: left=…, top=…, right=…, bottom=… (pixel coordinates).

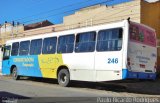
left=106, top=79, right=160, bottom=95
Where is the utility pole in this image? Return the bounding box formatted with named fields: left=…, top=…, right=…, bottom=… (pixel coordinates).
left=4, top=21, right=7, bottom=44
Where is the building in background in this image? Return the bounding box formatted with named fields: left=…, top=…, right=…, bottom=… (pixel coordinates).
left=62, top=0, right=160, bottom=36
left=21, top=20, right=54, bottom=37
left=24, top=20, right=53, bottom=30
left=55, top=0, right=159, bottom=45
left=0, top=20, right=54, bottom=45
left=0, top=22, right=24, bottom=44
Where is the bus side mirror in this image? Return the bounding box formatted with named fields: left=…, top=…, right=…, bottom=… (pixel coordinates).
left=1, top=47, right=4, bottom=51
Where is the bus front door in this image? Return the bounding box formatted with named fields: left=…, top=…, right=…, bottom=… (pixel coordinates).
left=2, top=46, right=11, bottom=75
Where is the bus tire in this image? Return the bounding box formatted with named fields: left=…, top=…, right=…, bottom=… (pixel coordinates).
left=12, top=67, right=20, bottom=80
left=58, top=69, right=70, bottom=87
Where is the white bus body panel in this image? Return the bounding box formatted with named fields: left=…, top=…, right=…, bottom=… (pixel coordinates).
left=95, top=51, right=123, bottom=81
left=95, top=21, right=129, bottom=82
left=128, top=42, right=156, bottom=72
left=63, top=53, right=95, bottom=81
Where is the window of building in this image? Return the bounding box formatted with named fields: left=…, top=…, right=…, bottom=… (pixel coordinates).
left=75, top=31, right=96, bottom=53
left=42, top=37, right=57, bottom=54
left=30, top=39, right=42, bottom=55
left=96, top=28, right=123, bottom=51
left=57, top=34, right=75, bottom=53
left=11, top=42, right=19, bottom=56
left=19, top=41, right=30, bottom=55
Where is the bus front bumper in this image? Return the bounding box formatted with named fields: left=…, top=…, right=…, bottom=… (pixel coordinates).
left=122, top=69, right=156, bottom=80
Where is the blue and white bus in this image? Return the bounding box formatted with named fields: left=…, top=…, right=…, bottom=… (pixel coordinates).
left=2, top=20, right=157, bottom=86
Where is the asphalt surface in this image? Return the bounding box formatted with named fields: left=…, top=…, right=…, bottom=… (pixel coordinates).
left=0, top=75, right=160, bottom=103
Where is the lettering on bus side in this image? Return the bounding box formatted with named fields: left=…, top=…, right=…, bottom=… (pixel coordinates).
left=107, top=58, right=118, bottom=64
left=13, top=58, right=34, bottom=62
left=13, top=58, right=35, bottom=67
left=41, top=57, right=59, bottom=64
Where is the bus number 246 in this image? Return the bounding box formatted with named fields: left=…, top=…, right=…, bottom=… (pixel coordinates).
left=108, top=58, right=118, bottom=64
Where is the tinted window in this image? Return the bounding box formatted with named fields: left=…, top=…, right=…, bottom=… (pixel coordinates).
left=42, top=37, right=57, bottom=54
left=30, top=39, right=42, bottom=55
left=11, top=42, right=19, bottom=56
left=97, top=28, right=123, bottom=51
left=19, top=41, right=30, bottom=55
left=57, top=34, right=75, bottom=53
left=75, top=31, right=96, bottom=53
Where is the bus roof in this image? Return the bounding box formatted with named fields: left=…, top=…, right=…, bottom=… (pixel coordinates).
left=7, top=20, right=157, bottom=45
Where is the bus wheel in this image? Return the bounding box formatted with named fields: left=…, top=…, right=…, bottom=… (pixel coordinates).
left=12, top=67, right=20, bottom=80
left=58, top=69, right=70, bottom=87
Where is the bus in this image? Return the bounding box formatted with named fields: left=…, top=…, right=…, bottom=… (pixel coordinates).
left=2, top=20, right=157, bottom=87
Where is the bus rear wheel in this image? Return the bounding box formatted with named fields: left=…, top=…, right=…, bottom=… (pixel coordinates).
left=58, top=69, right=70, bottom=87
left=12, top=67, right=20, bottom=80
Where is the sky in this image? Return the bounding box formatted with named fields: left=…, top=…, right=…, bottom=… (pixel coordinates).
left=0, top=0, right=132, bottom=25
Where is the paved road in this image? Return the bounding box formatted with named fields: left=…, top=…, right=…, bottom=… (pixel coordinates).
left=0, top=75, right=160, bottom=103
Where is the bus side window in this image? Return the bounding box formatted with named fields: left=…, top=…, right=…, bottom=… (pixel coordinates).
left=96, top=28, right=123, bottom=51
left=30, top=39, right=42, bottom=55
left=75, top=31, right=96, bottom=53
left=19, top=41, right=30, bottom=56
left=42, top=37, right=57, bottom=54
left=11, top=42, right=19, bottom=56
left=3, top=46, right=11, bottom=60
left=57, top=34, right=75, bottom=53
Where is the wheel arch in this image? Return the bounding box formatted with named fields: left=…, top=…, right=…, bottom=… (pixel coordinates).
left=57, top=65, right=70, bottom=78
left=10, top=65, right=17, bottom=74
